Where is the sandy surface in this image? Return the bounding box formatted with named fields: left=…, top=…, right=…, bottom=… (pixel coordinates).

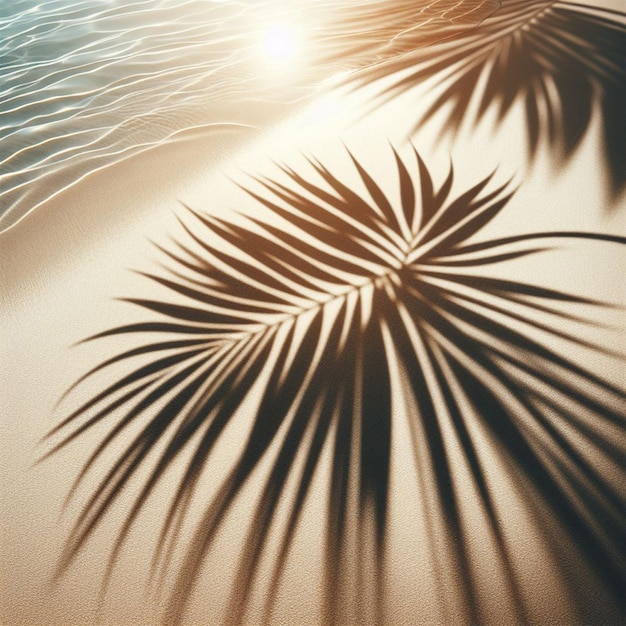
left=2, top=39, right=625, bottom=626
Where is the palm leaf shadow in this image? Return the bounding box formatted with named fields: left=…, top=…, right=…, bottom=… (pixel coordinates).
left=311, top=0, right=500, bottom=71
left=350, top=0, right=626, bottom=198
left=44, top=146, right=626, bottom=624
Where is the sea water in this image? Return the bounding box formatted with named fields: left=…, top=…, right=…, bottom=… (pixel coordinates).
left=0, top=0, right=320, bottom=231
left=0, top=0, right=499, bottom=232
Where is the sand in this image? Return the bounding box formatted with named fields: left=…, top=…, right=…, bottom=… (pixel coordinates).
left=2, top=13, right=625, bottom=625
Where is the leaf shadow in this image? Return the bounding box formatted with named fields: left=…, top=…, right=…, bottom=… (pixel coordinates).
left=43, top=145, right=626, bottom=624
left=349, top=1, right=626, bottom=200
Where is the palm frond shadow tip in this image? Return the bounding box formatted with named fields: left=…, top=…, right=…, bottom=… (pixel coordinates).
left=50, top=145, right=626, bottom=624
left=354, top=0, right=626, bottom=198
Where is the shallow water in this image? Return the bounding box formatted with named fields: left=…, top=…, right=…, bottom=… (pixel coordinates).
left=0, top=0, right=300, bottom=230
left=0, top=0, right=501, bottom=232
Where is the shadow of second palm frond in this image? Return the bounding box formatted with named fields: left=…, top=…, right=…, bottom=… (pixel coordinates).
left=46, top=145, right=625, bottom=624
left=353, top=0, right=625, bottom=199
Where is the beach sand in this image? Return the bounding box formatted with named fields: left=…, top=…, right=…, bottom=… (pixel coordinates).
left=2, top=35, right=625, bottom=626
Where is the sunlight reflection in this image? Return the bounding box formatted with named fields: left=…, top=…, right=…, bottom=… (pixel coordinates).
left=260, top=23, right=301, bottom=69
left=0, top=0, right=503, bottom=232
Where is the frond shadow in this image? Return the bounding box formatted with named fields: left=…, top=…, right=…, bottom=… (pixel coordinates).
left=44, top=145, right=626, bottom=624
left=350, top=0, right=626, bottom=199
left=311, top=0, right=500, bottom=72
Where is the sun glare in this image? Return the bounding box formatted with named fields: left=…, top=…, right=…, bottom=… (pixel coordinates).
left=261, top=23, right=300, bottom=68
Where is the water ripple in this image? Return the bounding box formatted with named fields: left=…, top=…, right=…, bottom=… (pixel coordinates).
left=0, top=0, right=497, bottom=231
